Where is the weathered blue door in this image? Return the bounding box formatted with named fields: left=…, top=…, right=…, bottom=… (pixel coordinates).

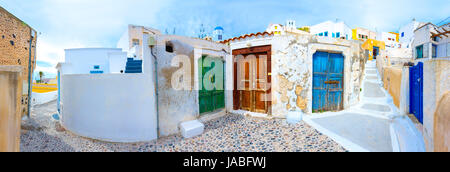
left=313, top=51, right=344, bottom=112
left=409, top=62, right=423, bottom=123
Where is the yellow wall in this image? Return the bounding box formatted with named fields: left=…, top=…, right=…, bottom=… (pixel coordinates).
left=32, top=83, right=57, bottom=93
left=389, top=32, right=400, bottom=42
left=352, top=29, right=357, bottom=40
left=0, top=67, right=22, bottom=152
left=382, top=66, right=402, bottom=108
left=362, top=39, right=386, bottom=60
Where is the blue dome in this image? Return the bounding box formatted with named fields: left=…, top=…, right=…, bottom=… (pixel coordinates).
left=214, top=26, right=224, bottom=30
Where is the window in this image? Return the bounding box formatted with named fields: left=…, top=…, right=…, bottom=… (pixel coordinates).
left=132, top=39, right=140, bottom=46
left=166, top=41, right=174, bottom=53
left=324, top=31, right=328, bottom=37
left=94, top=65, right=100, bottom=69
left=336, top=32, right=340, bottom=38
left=416, top=45, right=423, bottom=59
left=432, top=44, right=437, bottom=58
left=332, top=33, right=335, bottom=38
left=401, top=32, right=404, bottom=37
left=319, top=33, right=323, bottom=36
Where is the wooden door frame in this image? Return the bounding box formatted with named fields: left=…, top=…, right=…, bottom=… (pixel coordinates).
left=194, top=48, right=229, bottom=116
left=232, top=45, right=272, bottom=114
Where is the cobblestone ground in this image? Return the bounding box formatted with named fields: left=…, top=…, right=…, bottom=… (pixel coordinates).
left=21, top=101, right=346, bottom=152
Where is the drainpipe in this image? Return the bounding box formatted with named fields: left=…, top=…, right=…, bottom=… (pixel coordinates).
left=150, top=45, right=160, bottom=139
left=26, top=28, right=35, bottom=118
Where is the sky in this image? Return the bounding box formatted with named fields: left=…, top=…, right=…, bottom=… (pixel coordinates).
left=0, top=0, right=449, bottom=78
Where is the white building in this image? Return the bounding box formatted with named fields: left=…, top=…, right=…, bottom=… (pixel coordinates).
left=58, top=48, right=128, bottom=75
left=412, top=22, right=450, bottom=60
left=266, top=23, right=285, bottom=35
left=213, top=26, right=224, bottom=41
left=56, top=24, right=229, bottom=142
left=399, top=19, right=427, bottom=48
left=378, top=32, right=399, bottom=49
left=310, top=20, right=352, bottom=40
left=266, top=20, right=308, bottom=36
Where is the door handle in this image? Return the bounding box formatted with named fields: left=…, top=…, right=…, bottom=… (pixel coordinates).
left=324, top=81, right=340, bottom=84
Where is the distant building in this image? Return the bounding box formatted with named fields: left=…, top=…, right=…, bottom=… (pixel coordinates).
left=378, top=32, right=400, bottom=49
left=266, top=20, right=308, bottom=35
left=399, top=19, right=427, bottom=48
left=58, top=48, right=128, bottom=75
left=266, top=23, right=284, bottom=35
left=310, top=20, right=352, bottom=40
left=213, top=26, right=224, bottom=41
left=352, top=27, right=377, bottom=41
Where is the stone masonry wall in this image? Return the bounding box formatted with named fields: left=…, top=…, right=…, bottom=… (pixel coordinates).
left=0, top=6, right=37, bottom=116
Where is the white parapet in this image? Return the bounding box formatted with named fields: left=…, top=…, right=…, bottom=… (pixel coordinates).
left=180, top=120, right=205, bottom=139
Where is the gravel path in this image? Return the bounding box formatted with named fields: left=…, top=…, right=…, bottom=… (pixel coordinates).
left=20, top=101, right=346, bottom=152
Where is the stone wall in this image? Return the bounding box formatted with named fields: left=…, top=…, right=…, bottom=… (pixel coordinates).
left=422, top=59, right=450, bottom=151
left=383, top=66, right=403, bottom=108
left=434, top=91, right=450, bottom=152
left=0, top=6, right=37, bottom=116
left=0, top=66, right=22, bottom=152
left=270, top=35, right=366, bottom=117
left=154, top=34, right=229, bottom=136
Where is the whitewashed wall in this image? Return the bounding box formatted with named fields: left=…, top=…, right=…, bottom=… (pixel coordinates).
left=60, top=73, right=158, bottom=142
left=63, top=48, right=127, bottom=74
left=59, top=35, right=158, bottom=142
left=399, top=21, right=422, bottom=48
left=310, top=21, right=352, bottom=40
left=31, top=91, right=57, bottom=106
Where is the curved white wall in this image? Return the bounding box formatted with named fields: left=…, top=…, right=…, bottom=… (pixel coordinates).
left=60, top=73, right=157, bottom=142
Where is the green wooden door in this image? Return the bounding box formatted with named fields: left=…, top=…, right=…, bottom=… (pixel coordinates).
left=199, top=55, right=225, bottom=114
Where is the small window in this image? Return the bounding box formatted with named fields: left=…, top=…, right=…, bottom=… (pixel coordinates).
left=401, top=32, right=404, bottom=37
left=166, top=41, right=174, bottom=53
left=94, top=65, right=100, bottom=69
left=132, top=39, right=140, bottom=46
left=432, top=44, right=437, bottom=58
left=336, top=32, right=340, bottom=38
left=332, top=33, right=335, bottom=38
left=319, top=33, right=323, bottom=36
left=324, top=31, right=328, bottom=37
left=416, top=45, right=423, bottom=59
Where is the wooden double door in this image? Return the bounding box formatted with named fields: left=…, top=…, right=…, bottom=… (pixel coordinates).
left=233, top=45, right=272, bottom=114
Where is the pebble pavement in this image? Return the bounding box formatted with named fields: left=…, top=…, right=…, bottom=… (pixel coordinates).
left=20, top=101, right=346, bottom=152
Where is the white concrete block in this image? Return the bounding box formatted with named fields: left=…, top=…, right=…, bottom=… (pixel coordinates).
left=180, top=120, right=204, bottom=138
left=286, top=111, right=303, bottom=124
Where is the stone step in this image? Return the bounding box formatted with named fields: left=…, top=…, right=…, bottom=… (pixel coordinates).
left=361, top=103, right=391, bottom=112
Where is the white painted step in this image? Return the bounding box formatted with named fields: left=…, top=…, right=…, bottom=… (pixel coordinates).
left=180, top=120, right=205, bottom=138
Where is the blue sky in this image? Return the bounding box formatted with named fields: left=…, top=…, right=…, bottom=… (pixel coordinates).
left=1, top=0, right=449, bottom=78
